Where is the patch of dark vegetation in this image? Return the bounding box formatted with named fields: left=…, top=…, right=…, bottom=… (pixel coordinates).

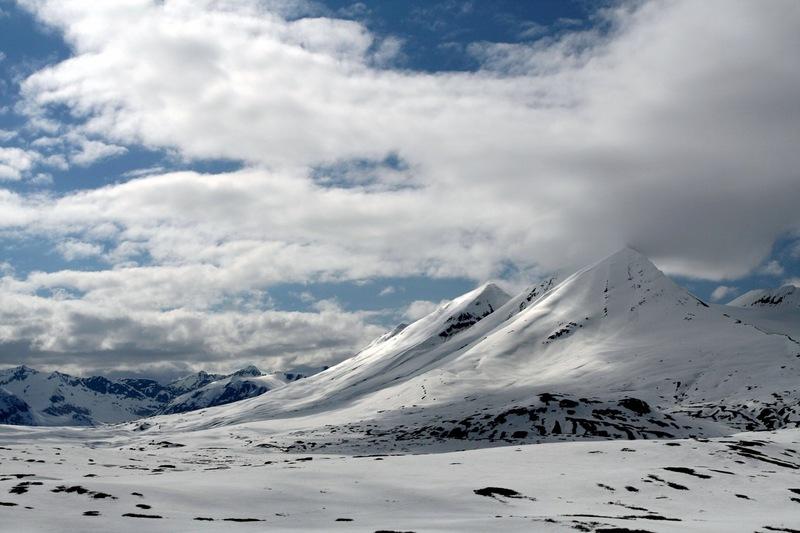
left=336, top=517, right=354, bottom=521
left=597, top=483, right=615, bottom=491
left=473, top=486, right=532, bottom=500
left=566, top=513, right=680, bottom=522
left=52, top=485, right=88, bottom=495
left=727, top=444, right=799, bottom=469
left=734, top=494, right=751, bottom=500
left=83, top=511, right=100, bottom=516
left=10, top=481, right=42, bottom=494
left=194, top=517, right=215, bottom=521
left=149, top=441, right=185, bottom=448
left=662, top=467, right=711, bottom=479
left=763, top=527, right=800, bottom=533
left=0, top=501, right=18, bottom=506
left=618, top=398, right=650, bottom=415
left=646, top=474, right=688, bottom=490
left=595, top=529, right=655, bottom=533
left=122, top=513, right=163, bottom=519
left=136, top=504, right=151, bottom=509
left=222, top=518, right=264, bottom=522
left=708, top=469, right=735, bottom=475
left=51, top=485, right=117, bottom=500
left=624, top=486, right=639, bottom=492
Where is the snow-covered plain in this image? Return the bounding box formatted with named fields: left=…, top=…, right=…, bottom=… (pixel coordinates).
left=2, top=248, right=799, bottom=531
left=1, top=425, right=799, bottom=532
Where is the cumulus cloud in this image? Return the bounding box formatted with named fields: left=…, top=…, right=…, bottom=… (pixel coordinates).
left=0, top=146, right=39, bottom=180
left=55, top=238, right=104, bottom=261
left=70, top=138, right=127, bottom=166
left=0, top=0, right=798, bottom=371
left=710, top=285, right=738, bottom=302
left=0, top=287, right=385, bottom=374
left=13, top=0, right=799, bottom=280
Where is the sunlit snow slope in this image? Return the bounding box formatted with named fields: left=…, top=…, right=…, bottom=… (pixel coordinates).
left=142, top=249, right=800, bottom=450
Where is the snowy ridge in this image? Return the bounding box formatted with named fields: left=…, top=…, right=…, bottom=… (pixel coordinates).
left=161, top=369, right=292, bottom=414
left=729, top=284, right=800, bottom=309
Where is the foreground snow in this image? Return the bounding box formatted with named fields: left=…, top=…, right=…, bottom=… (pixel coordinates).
left=0, top=425, right=798, bottom=532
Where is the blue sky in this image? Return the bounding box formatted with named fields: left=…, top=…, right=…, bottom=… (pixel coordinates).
left=0, top=0, right=798, bottom=377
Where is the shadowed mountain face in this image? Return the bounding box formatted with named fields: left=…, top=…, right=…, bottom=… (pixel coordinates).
left=140, top=248, right=800, bottom=453
left=0, top=365, right=315, bottom=426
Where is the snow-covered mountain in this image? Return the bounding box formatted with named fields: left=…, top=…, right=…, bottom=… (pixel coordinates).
left=728, top=284, right=800, bottom=309
left=723, top=284, right=800, bottom=341
left=0, top=366, right=165, bottom=426
left=153, top=248, right=800, bottom=453
left=0, top=364, right=313, bottom=426
left=161, top=366, right=302, bottom=414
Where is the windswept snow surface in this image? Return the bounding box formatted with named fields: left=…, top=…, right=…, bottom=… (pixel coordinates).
left=0, top=424, right=799, bottom=532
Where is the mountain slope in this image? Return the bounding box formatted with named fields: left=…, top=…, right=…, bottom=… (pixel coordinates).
left=161, top=367, right=296, bottom=414
left=156, top=249, right=800, bottom=451
left=0, top=387, right=35, bottom=425
left=723, top=284, right=800, bottom=340
left=159, top=283, right=511, bottom=426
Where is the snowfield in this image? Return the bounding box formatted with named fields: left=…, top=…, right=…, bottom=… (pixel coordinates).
left=2, top=248, right=799, bottom=531
left=0, top=425, right=799, bottom=532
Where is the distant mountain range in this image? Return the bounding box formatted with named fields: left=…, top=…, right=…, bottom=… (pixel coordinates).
left=0, top=364, right=320, bottom=426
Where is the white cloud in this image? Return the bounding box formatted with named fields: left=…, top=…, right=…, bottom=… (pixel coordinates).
left=759, top=260, right=785, bottom=277
left=1, top=0, right=798, bottom=370
left=404, top=299, right=445, bottom=321
left=13, top=0, right=799, bottom=282
left=0, top=147, right=39, bottom=181
left=121, top=166, right=166, bottom=178
left=710, top=285, right=738, bottom=302
left=0, top=289, right=384, bottom=372
left=56, top=239, right=104, bottom=261
left=378, top=285, right=396, bottom=296
left=70, top=138, right=127, bottom=166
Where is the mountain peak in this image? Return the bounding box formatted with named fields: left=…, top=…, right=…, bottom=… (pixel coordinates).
left=602, top=246, right=651, bottom=264
left=232, top=365, right=262, bottom=377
